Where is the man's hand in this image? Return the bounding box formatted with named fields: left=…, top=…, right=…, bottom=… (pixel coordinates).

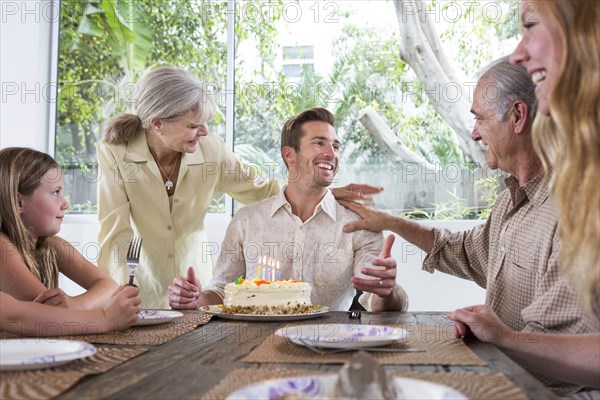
left=33, top=288, right=74, bottom=308
left=168, top=266, right=201, bottom=309
left=339, top=200, right=392, bottom=233
left=447, top=304, right=512, bottom=345
left=352, top=235, right=397, bottom=297
left=331, top=184, right=383, bottom=203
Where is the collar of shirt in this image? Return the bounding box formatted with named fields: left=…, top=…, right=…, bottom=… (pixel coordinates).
left=505, top=172, right=550, bottom=208
left=124, top=130, right=206, bottom=165
left=269, top=186, right=337, bottom=222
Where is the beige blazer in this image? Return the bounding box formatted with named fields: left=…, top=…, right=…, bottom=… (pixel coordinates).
left=97, top=132, right=279, bottom=308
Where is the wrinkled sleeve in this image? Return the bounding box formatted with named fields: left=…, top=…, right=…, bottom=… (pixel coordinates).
left=203, top=212, right=247, bottom=300
left=216, top=140, right=280, bottom=205
left=422, top=222, right=490, bottom=289
left=96, top=141, right=133, bottom=283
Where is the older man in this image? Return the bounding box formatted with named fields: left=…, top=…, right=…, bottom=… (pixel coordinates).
left=169, top=108, right=408, bottom=312
left=341, top=58, right=599, bottom=396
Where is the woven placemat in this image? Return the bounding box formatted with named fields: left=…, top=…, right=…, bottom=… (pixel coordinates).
left=243, top=330, right=486, bottom=366
left=0, top=313, right=212, bottom=346
left=201, top=367, right=527, bottom=400
left=0, top=346, right=147, bottom=400
left=56, top=313, right=212, bottom=346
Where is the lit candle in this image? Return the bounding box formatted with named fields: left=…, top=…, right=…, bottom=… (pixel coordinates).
left=276, top=260, right=281, bottom=280
left=256, top=261, right=261, bottom=281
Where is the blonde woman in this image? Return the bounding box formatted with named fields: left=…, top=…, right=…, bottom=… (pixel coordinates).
left=98, top=66, right=380, bottom=309
left=0, top=147, right=120, bottom=309
left=449, top=0, right=600, bottom=389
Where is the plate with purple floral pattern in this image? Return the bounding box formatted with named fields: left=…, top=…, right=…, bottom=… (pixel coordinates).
left=275, top=323, right=407, bottom=349
left=134, top=309, right=183, bottom=326
left=0, top=339, right=96, bottom=371
left=226, top=375, right=466, bottom=399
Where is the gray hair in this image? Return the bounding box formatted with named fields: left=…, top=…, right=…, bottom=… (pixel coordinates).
left=476, top=56, right=538, bottom=122
left=103, top=66, right=217, bottom=144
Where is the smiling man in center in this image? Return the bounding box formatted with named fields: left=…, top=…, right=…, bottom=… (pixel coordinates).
left=168, top=107, right=408, bottom=311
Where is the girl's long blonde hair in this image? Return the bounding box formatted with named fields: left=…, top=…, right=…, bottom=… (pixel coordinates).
left=531, top=1, right=600, bottom=310
left=0, top=147, right=60, bottom=287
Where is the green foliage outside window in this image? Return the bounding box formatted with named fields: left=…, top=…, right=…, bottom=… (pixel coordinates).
left=56, top=0, right=517, bottom=219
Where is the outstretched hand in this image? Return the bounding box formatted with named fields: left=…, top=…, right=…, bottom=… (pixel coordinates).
left=447, top=304, right=512, bottom=345
left=331, top=184, right=383, bottom=203
left=169, top=266, right=202, bottom=309
left=351, top=235, right=397, bottom=297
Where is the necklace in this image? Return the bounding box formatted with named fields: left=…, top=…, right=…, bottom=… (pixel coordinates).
left=149, top=147, right=180, bottom=191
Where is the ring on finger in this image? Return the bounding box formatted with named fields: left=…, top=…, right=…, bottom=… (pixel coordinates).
left=379, top=279, right=384, bottom=287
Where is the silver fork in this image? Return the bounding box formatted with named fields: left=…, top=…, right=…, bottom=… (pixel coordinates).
left=297, top=338, right=425, bottom=355
left=126, top=236, right=142, bottom=286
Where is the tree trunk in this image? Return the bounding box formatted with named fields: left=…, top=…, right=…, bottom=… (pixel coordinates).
left=392, top=0, right=487, bottom=167
left=358, top=106, right=436, bottom=170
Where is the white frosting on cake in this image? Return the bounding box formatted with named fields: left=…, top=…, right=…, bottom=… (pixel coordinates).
left=224, top=280, right=311, bottom=308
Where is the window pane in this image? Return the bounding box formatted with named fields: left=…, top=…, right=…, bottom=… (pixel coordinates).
left=56, top=0, right=228, bottom=214
left=56, top=0, right=514, bottom=219
left=233, top=0, right=511, bottom=219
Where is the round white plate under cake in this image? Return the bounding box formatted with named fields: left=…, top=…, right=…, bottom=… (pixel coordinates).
left=134, top=310, right=184, bottom=326
left=276, top=323, right=407, bottom=349
left=0, top=339, right=96, bottom=371
left=200, top=305, right=329, bottom=322
left=226, top=375, right=467, bottom=399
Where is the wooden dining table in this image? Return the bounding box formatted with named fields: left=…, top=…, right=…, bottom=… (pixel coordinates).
left=56, top=311, right=558, bottom=399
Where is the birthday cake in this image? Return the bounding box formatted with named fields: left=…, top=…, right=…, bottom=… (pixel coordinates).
left=222, top=278, right=314, bottom=315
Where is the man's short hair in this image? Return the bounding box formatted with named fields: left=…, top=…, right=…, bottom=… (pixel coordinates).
left=280, top=107, right=335, bottom=167
left=477, top=56, right=538, bottom=121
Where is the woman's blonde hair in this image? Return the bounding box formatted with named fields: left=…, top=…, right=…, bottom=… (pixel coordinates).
left=102, top=66, right=217, bottom=144
left=531, top=1, right=600, bottom=310
left=0, top=147, right=60, bottom=287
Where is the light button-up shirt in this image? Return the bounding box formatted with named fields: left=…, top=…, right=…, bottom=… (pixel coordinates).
left=205, top=188, right=384, bottom=310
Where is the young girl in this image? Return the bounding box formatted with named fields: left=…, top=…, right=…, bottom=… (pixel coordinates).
left=0, top=147, right=119, bottom=309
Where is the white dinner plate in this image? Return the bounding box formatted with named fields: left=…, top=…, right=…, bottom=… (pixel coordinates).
left=200, top=305, right=329, bottom=322
left=226, top=374, right=467, bottom=399
left=276, top=323, right=407, bottom=349
left=0, top=339, right=96, bottom=371
left=134, top=309, right=184, bottom=326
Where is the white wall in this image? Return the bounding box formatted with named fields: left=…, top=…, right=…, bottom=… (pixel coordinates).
left=1, top=1, right=486, bottom=311
left=1, top=0, right=56, bottom=151
left=58, top=215, right=485, bottom=311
